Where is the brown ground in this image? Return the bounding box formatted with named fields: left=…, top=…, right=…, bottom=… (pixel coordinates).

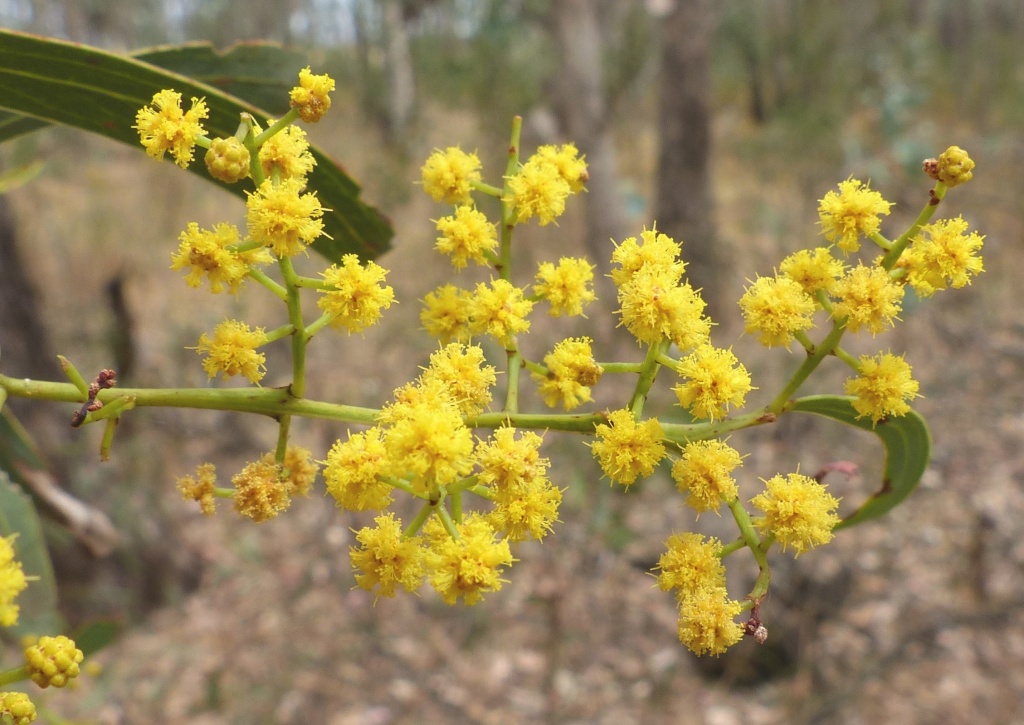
left=6, top=97, right=1024, bottom=724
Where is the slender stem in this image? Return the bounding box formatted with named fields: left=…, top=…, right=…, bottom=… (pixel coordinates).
left=881, top=182, right=947, bottom=269
left=727, top=498, right=773, bottom=602
left=629, top=339, right=670, bottom=416
left=0, top=665, right=28, bottom=687
left=404, top=503, right=435, bottom=538
left=450, top=490, right=463, bottom=523
left=599, top=362, right=645, bottom=374
left=253, top=109, right=301, bottom=146
left=436, top=504, right=459, bottom=539
left=504, top=344, right=522, bottom=413
left=248, top=268, right=288, bottom=300
left=767, top=320, right=847, bottom=414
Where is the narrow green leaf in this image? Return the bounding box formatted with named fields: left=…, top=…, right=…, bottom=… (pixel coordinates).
left=789, top=395, right=932, bottom=530
left=0, top=471, right=63, bottom=639
left=0, top=29, right=392, bottom=261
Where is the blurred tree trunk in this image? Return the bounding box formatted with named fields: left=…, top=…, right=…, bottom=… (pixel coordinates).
left=546, top=0, right=629, bottom=291
left=655, top=0, right=726, bottom=319
left=381, top=0, right=416, bottom=143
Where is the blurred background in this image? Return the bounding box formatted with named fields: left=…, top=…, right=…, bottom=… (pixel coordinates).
left=2, top=1, right=1024, bottom=723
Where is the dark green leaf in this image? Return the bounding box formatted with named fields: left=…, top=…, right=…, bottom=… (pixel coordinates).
left=0, top=29, right=392, bottom=261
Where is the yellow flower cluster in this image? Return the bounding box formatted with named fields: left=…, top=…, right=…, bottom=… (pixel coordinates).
left=532, top=337, right=603, bottom=411
left=195, top=319, right=267, bottom=384
left=752, top=473, right=841, bottom=556
left=612, top=228, right=710, bottom=348
left=590, top=408, right=666, bottom=487
left=134, top=89, right=208, bottom=168
left=24, top=635, right=84, bottom=689
left=656, top=533, right=744, bottom=655
left=133, top=85, right=987, bottom=668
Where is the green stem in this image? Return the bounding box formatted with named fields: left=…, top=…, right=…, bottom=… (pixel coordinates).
left=599, top=362, right=645, bottom=374
left=278, top=257, right=307, bottom=398
left=58, top=355, right=89, bottom=398
left=248, top=268, right=288, bottom=300
left=504, top=344, right=522, bottom=413
left=404, top=502, right=435, bottom=538
left=253, top=109, right=301, bottom=146
left=436, top=504, right=459, bottom=538
left=499, top=116, right=523, bottom=255
left=0, top=376, right=380, bottom=423
left=880, top=182, right=947, bottom=269
left=0, top=665, right=28, bottom=687
left=767, top=320, right=847, bottom=415
left=727, top=498, right=772, bottom=602
left=629, top=339, right=670, bottom=416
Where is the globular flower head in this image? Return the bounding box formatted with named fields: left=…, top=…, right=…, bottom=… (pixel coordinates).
left=475, top=427, right=548, bottom=492
left=205, top=136, right=251, bottom=183
left=23, top=635, right=84, bottom=688
left=901, top=216, right=984, bottom=297
left=421, top=147, right=482, bottom=205
left=0, top=691, right=36, bottom=724
left=0, top=535, right=28, bottom=627
left=532, top=337, right=603, bottom=411
left=671, top=440, right=743, bottom=513
left=831, top=264, right=904, bottom=335
left=418, top=342, right=496, bottom=418
left=171, top=222, right=272, bottom=294
left=487, top=476, right=562, bottom=542
left=383, top=389, right=475, bottom=494
left=434, top=205, right=498, bottom=269
left=424, top=513, right=513, bottom=605
left=289, top=66, right=335, bottom=123
left=259, top=123, right=316, bottom=182
left=927, top=145, right=975, bottom=188
left=246, top=177, right=326, bottom=258
left=466, top=278, right=534, bottom=346
left=232, top=457, right=293, bottom=522
left=673, top=345, right=753, bottom=421
left=421, top=284, right=474, bottom=344
left=752, top=473, right=841, bottom=557
left=618, top=265, right=710, bottom=348
left=324, top=428, right=394, bottom=511
left=532, top=143, right=589, bottom=193
left=780, top=247, right=845, bottom=296
left=350, top=513, right=425, bottom=598
left=504, top=154, right=571, bottom=226
left=610, top=227, right=685, bottom=288
left=739, top=275, right=817, bottom=348
left=533, top=257, right=596, bottom=317
left=177, top=462, right=218, bottom=515
left=655, top=532, right=727, bottom=596
left=676, top=585, right=745, bottom=656
left=317, top=254, right=395, bottom=333
left=195, top=319, right=267, bottom=384
left=477, top=428, right=561, bottom=541
left=845, top=352, right=920, bottom=424
left=590, top=408, right=666, bottom=488
left=818, top=178, right=893, bottom=253
left=135, top=89, right=208, bottom=168
left=266, top=445, right=318, bottom=496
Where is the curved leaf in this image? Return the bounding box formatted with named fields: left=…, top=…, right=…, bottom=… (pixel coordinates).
left=789, top=395, right=932, bottom=530
left=0, top=29, right=392, bottom=261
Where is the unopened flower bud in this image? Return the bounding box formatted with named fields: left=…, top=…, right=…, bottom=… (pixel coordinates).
left=205, top=137, right=251, bottom=183
left=924, top=145, right=974, bottom=187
